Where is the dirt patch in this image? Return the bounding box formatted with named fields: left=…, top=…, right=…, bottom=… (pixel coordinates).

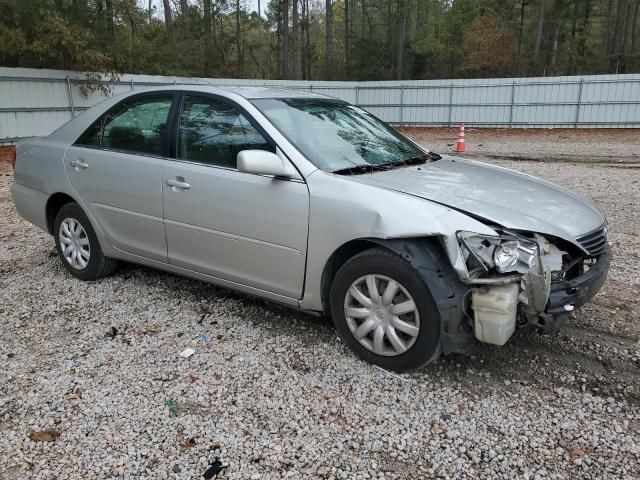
left=0, top=145, right=15, bottom=164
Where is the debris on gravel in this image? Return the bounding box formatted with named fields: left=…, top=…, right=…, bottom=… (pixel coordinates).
left=0, top=146, right=639, bottom=479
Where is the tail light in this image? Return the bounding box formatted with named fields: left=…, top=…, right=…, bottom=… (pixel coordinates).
left=10, top=148, right=16, bottom=170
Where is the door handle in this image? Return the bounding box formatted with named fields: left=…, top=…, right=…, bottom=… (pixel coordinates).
left=166, top=178, right=191, bottom=190
left=70, top=159, right=88, bottom=170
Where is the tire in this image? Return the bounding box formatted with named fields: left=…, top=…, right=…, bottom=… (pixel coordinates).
left=54, top=203, right=118, bottom=281
left=330, top=247, right=441, bottom=371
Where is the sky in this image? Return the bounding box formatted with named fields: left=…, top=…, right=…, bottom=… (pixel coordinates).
left=144, top=0, right=265, bottom=18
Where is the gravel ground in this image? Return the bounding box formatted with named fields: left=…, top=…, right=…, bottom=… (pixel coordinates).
left=1, top=137, right=639, bottom=479
left=398, top=127, right=640, bottom=164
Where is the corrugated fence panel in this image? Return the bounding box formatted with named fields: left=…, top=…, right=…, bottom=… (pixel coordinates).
left=2, top=67, right=640, bottom=142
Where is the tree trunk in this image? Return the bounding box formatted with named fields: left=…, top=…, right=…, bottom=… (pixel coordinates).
left=517, top=0, right=526, bottom=74
left=292, top=0, right=301, bottom=79
left=148, top=0, right=152, bottom=23
left=236, top=0, right=243, bottom=75
left=306, top=0, right=311, bottom=79
left=325, top=0, right=333, bottom=80
left=546, top=0, right=561, bottom=72
left=632, top=0, right=640, bottom=53
left=282, top=0, right=289, bottom=79
left=180, top=0, right=188, bottom=14
left=276, top=0, right=281, bottom=78
left=345, top=0, right=350, bottom=77
left=258, top=0, right=261, bottom=17
left=534, top=0, right=545, bottom=61
left=386, top=0, right=392, bottom=49
left=612, top=0, right=630, bottom=71
left=578, top=0, right=591, bottom=56
left=301, top=0, right=306, bottom=79
left=203, top=0, right=213, bottom=73
left=361, top=0, right=366, bottom=38
left=605, top=0, right=614, bottom=54
left=395, top=0, right=405, bottom=80
left=550, top=23, right=559, bottom=69
left=162, top=0, right=172, bottom=28
left=105, top=0, right=115, bottom=36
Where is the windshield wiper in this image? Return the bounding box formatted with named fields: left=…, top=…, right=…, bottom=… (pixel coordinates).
left=331, top=163, right=388, bottom=175
left=332, top=153, right=434, bottom=175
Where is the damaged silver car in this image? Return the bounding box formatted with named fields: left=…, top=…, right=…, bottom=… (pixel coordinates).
left=11, top=86, right=610, bottom=370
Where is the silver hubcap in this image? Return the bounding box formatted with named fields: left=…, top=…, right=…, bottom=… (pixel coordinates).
left=58, top=218, right=91, bottom=270
left=344, top=274, right=420, bottom=356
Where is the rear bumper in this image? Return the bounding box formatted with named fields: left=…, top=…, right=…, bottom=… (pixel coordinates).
left=10, top=182, right=49, bottom=232
left=546, top=244, right=611, bottom=316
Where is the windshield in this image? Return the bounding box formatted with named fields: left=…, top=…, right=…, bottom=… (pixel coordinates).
left=251, top=98, right=426, bottom=172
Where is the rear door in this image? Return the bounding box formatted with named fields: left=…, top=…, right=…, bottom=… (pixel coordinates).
left=162, top=93, right=309, bottom=298
left=65, top=93, right=176, bottom=262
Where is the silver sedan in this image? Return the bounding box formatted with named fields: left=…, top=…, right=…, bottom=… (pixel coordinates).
left=11, top=86, right=610, bottom=370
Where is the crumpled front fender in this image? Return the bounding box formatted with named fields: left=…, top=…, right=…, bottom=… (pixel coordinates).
left=300, top=170, right=495, bottom=312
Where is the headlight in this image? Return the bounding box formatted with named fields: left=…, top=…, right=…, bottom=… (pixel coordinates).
left=457, top=231, right=539, bottom=274
left=493, top=241, right=519, bottom=272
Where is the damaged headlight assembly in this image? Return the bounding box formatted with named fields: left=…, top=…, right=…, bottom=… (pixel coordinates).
left=456, top=231, right=538, bottom=275
left=456, top=230, right=553, bottom=346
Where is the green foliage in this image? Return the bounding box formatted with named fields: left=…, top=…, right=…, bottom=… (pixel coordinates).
left=0, top=0, right=638, bottom=83
left=164, top=398, right=178, bottom=416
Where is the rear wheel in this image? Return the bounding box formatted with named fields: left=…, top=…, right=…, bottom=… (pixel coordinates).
left=330, top=247, right=441, bottom=371
left=54, top=203, right=118, bottom=281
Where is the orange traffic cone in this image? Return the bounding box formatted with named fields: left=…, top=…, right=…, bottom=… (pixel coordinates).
left=455, top=123, right=465, bottom=153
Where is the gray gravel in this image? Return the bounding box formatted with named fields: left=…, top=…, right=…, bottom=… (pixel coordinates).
left=1, top=145, right=639, bottom=479
left=399, top=127, right=640, bottom=164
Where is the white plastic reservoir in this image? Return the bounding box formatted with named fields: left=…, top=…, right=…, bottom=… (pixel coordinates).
left=471, top=283, right=520, bottom=346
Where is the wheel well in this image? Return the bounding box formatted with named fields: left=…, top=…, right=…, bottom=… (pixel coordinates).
left=45, top=193, right=76, bottom=234
left=320, top=239, right=388, bottom=315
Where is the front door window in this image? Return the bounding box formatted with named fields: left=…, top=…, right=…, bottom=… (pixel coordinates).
left=178, top=95, right=274, bottom=168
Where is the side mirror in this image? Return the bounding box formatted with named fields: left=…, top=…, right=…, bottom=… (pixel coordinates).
left=237, top=150, right=294, bottom=178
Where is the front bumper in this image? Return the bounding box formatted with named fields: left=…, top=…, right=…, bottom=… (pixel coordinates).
left=546, top=244, right=611, bottom=316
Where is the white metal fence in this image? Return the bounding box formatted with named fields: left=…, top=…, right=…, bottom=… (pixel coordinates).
left=1, top=67, right=640, bottom=143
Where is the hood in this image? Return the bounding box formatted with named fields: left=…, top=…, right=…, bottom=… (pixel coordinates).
left=347, top=156, right=605, bottom=243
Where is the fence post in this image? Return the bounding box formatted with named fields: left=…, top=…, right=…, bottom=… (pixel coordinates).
left=447, top=85, right=454, bottom=127
left=575, top=78, right=584, bottom=128
left=509, top=80, right=516, bottom=128
left=130, top=79, right=135, bottom=91
left=399, top=85, right=405, bottom=126
left=355, top=85, right=360, bottom=106
left=66, top=76, right=75, bottom=118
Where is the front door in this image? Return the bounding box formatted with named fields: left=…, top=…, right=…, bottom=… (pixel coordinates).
left=162, top=94, right=309, bottom=299
left=65, top=93, right=174, bottom=262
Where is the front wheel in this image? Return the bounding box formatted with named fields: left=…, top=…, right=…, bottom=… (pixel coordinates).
left=330, top=248, right=441, bottom=371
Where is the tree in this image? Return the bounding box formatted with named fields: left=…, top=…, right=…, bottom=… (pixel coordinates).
left=0, top=0, right=638, bottom=83
left=236, top=0, right=243, bottom=75
left=325, top=0, right=333, bottom=79
left=162, top=0, right=172, bottom=28
left=282, top=0, right=289, bottom=78
left=463, top=10, right=515, bottom=75
left=345, top=0, right=351, bottom=76
left=293, top=0, right=301, bottom=78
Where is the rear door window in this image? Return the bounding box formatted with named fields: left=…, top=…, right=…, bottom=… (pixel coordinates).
left=102, top=96, right=173, bottom=155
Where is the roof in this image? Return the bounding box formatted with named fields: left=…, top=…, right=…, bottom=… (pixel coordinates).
left=44, top=84, right=335, bottom=145
left=221, top=86, right=330, bottom=99
left=139, top=84, right=331, bottom=100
